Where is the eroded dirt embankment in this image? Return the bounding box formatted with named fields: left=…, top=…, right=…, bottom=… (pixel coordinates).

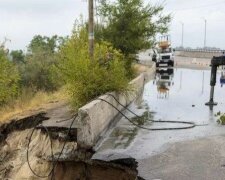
left=52, top=159, right=138, bottom=180
left=0, top=112, right=139, bottom=180
left=0, top=112, right=77, bottom=179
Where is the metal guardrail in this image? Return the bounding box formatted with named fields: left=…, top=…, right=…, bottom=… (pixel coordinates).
left=175, top=48, right=225, bottom=53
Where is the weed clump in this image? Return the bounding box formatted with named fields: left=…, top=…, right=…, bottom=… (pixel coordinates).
left=217, top=114, right=225, bottom=125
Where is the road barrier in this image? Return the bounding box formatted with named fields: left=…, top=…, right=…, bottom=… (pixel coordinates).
left=175, top=49, right=224, bottom=59
left=75, top=65, right=155, bottom=148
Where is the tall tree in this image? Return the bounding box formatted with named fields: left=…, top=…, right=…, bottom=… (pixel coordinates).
left=10, top=50, right=25, bottom=64
left=28, top=35, right=65, bottom=54
left=20, top=35, right=65, bottom=91
left=97, top=0, right=171, bottom=56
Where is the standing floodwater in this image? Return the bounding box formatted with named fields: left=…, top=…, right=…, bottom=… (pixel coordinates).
left=94, top=68, right=225, bottom=162
left=144, top=68, right=225, bottom=124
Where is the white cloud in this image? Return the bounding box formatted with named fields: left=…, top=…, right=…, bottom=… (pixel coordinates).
left=161, top=0, right=225, bottom=48
left=1, top=0, right=225, bottom=49
left=0, top=0, right=88, bottom=50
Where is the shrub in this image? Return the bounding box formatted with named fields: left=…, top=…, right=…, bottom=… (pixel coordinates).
left=19, top=51, right=60, bottom=92
left=0, top=49, right=20, bottom=105
left=57, top=27, right=129, bottom=109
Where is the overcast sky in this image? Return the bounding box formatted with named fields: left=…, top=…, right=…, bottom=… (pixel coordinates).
left=1, top=0, right=225, bottom=50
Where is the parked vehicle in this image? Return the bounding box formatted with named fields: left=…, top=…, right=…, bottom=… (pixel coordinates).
left=152, top=35, right=175, bottom=67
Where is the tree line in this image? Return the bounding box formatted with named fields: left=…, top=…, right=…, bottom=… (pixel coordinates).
left=0, top=0, right=170, bottom=109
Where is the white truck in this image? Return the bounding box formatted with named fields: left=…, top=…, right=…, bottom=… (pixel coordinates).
left=152, top=35, right=175, bottom=67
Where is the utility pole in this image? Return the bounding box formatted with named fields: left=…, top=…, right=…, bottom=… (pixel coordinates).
left=180, top=22, right=184, bottom=48
left=88, top=0, right=94, bottom=60
left=94, top=0, right=98, bottom=26
left=203, top=18, right=207, bottom=48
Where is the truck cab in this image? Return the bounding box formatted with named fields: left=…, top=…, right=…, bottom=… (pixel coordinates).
left=152, top=35, right=175, bottom=67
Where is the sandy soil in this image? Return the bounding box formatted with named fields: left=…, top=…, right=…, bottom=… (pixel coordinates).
left=0, top=129, right=77, bottom=179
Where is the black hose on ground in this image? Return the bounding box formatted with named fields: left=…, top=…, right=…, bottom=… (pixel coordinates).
left=26, top=94, right=206, bottom=179
left=98, top=96, right=197, bottom=131
left=26, top=114, right=77, bottom=179
left=106, top=93, right=208, bottom=127
left=106, top=93, right=141, bottom=118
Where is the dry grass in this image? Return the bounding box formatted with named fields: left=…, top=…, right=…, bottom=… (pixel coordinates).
left=0, top=64, right=147, bottom=124
left=0, top=88, right=68, bottom=123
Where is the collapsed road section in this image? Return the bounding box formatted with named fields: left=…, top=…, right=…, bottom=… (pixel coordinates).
left=0, top=65, right=210, bottom=180
left=0, top=110, right=139, bottom=179
left=0, top=66, right=155, bottom=180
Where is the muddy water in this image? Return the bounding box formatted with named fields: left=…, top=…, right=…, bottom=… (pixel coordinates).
left=93, top=68, right=225, bottom=176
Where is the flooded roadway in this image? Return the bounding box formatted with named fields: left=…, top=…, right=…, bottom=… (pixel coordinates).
left=93, top=67, right=225, bottom=179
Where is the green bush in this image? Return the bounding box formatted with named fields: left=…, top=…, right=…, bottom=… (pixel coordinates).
left=57, top=27, right=129, bottom=109
left=0, top=49, right=20, bottom=105
left=19, top=51, right=60, bottom=92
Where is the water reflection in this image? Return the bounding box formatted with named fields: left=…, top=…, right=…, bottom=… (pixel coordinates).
left=110, top=127, right=138, bottom=149
left=95, top=68, right=225, bottom=160
left=97, top=104, right=156, bottom=150
left=220, top=71, right=225, bottom=87
left=154, top=68, right=174, bottom=99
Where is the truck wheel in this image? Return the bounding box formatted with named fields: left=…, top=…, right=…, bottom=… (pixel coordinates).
left=170, top=61, right=174, bottom=67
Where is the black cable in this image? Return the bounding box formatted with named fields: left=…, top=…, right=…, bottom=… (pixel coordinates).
left=26, top=114, right=77, bottom=179
left=50, top=114, right=77, bottom=178
left=107, top=93, right=141, bottom=118
left=106, top=93, right=208, bottom=127
left=26, top=94, right=204, bottom=179
left=97, top=97, right=196, bottom=130
left=26, top=125, right=54, bottom=178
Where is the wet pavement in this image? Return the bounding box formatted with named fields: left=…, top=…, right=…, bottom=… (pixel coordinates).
left=93, top=67, right=225, bottom=179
